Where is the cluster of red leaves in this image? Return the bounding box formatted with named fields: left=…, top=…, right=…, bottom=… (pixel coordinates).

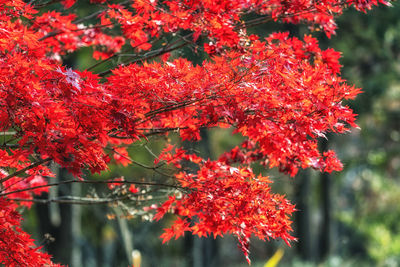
left=34, top=11, right=125, bottom=60
left=0, top=150, right=52, bottom=207
left=0, top=198, right=61, bottom=266
left=0, top=0, right=389, bottom=265
left=96, top=0, right=390, bottom=53
left=0, top=2, right=111, bottom=264
left=24, top=0, right=391, bottom=60
left=155, top=148, right=295, bottom=263
left=108, top=33, right=359, bottom=176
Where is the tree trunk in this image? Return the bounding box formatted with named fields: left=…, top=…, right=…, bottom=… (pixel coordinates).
left=294, top=170, right=313, bottom=261
left=36, top=167, right=74, bottom=265
left=318, top=139, right=332, bottom=262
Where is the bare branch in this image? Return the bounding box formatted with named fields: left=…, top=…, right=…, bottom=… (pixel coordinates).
left=5, top=196, right=131, bottom=205
left=0, top=178, right=183, bottom=197
left=1, top=132, right=16, bottom=135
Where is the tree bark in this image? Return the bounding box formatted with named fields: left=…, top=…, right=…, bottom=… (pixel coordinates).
left=318, top=139, right=332, bottom=262
left=294, top=170, right=313, bottom=261
left=36, top=168, right=74, bottom=265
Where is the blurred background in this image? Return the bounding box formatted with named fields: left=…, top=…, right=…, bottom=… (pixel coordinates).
left=23, top=1, right=400, bottom=266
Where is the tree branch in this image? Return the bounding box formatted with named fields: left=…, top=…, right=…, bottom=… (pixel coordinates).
left=0, top=158, right=52, bottom=185
left=0, top=179, right=183, bottom=197
left=5, top=196, right=131, bottom=205
left=98, top=40, right=191, bottom=77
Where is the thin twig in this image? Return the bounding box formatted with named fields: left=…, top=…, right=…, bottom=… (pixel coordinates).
left=107, top=147, right=174, bottom=178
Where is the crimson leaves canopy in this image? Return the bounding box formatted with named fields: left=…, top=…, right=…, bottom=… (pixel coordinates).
left=0, top=0, right=389, bottom=265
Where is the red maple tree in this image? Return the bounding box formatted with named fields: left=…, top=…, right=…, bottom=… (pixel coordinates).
left=0, top=0, right=390, bottom=265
